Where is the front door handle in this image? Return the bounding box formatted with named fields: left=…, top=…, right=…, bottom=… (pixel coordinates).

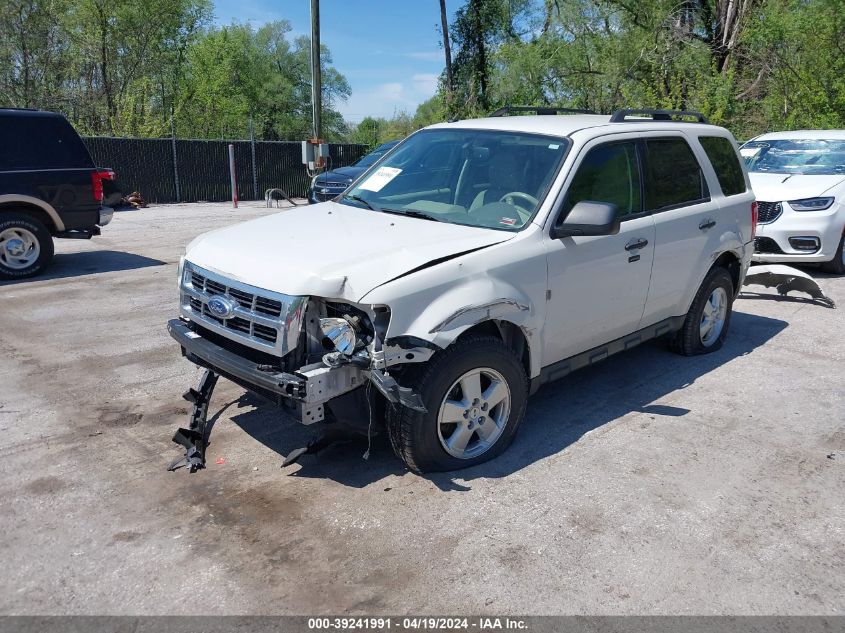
left=625, top=238, right=649, bottom=251
left=699, top=219, right=716, bottom=230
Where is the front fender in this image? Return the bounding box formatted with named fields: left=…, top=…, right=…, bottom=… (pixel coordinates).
left=400, top=278, right=536, bottom=347
left=364, top=275, right=545, bottom=378
left=360, top=228, right=549, bottom=377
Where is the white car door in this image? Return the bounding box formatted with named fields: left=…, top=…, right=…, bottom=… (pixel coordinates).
left=640, top=134, right=733, bottom=324
left=543, top=138, right=656, bottom=364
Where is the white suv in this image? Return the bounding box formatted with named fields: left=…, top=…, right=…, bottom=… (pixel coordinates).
left=169, top=108, right=755, bottom=473
left=741, top=131, right=845, bottom=274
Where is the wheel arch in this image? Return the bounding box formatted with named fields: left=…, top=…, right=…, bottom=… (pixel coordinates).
left=454, top=319, right=532, bottom=379
left=678, top=248, right=744, bottom=318
left=0, top=196, right=64, bottom=232
left=382, top=289, right=542, bottom=379
left=712, top=250, right=742, bottom=294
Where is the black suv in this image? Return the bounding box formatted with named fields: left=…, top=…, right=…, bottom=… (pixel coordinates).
left=0, top=108, right=116, bottom=279
left=307, top=140, right=399, bottom=203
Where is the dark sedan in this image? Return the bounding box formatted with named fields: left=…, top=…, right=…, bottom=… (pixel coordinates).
left=307, top=140, right=399, bottom=204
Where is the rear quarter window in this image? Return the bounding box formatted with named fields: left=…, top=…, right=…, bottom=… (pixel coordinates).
left=699, top=136, right=746, bottom=196
left=0, top=114, right=93, bottom=171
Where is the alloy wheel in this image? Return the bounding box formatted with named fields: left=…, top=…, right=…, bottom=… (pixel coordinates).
left=700, top=286, right=728, bottom=347
left=437, top=367, right=511, bottom=460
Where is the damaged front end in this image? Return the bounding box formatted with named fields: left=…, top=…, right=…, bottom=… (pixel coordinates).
left=167, top=262, right=429, bottom=472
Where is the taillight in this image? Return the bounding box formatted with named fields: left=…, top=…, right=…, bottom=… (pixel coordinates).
left=91, top=169, right=115, bottom=203
left=751, top=201, right=758, bottom=240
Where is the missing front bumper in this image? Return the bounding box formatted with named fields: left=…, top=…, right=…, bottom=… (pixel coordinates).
left=168, top=318, right=368, bottom=423
left=168, top=318, right=425, bottom=421
left=167, top=318, right=428, bottom=471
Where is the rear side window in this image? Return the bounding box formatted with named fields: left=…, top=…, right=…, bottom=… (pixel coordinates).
left=699, top=136, right=746, bottom=196
left=0, top=115, right=93, bottom=170
left=563, top=141, right=642, bottom=218
left=643, top=138, right=708, bottom=211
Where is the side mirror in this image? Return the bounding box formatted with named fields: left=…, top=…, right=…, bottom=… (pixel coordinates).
left=551, top=201, right=621, bottom=238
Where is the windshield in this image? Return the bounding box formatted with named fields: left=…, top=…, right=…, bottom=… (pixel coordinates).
left=742, top=139, right=845, bottom=175
left=340, top=128, right=570, bottom=231
left=354, top=148, right=391, bottom=168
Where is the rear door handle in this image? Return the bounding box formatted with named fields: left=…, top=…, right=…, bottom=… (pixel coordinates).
left=699, top=219, right=716, bottom=230
left=625, top=238, right=649, bottom=251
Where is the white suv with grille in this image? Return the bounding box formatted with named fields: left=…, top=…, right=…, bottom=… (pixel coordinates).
left=169, top=108, right=755, bottom=473
left=742, top=131, right=845, bottom=274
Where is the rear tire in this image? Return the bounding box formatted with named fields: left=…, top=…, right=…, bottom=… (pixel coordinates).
left=672, top=267, right=734, bottom=356
left=821, top=233, right=845, bottom=275
left=386, top=335, right=528, bottom=473
left=0, top=213, right=54, bottom=280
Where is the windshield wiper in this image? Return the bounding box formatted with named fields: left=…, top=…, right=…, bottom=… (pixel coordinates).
left=343, top=196, right=443, bottom=222
left=343, top=194, right=379, bottom=211
left=381, top=208, right=444, bottom=222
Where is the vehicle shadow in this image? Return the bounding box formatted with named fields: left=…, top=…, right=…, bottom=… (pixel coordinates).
left=0, top=250, right=166, bottom=285
left=227, top=310, right=788, bottom=490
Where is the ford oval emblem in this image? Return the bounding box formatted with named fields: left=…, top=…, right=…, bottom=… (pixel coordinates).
left=207, top=294, right=236, bottom=319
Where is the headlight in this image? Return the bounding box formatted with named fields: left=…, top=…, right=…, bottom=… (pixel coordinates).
left=319, top=318, right=357, bottom=355
left=788, top=197, right=835, bottom=211
left=311, top=175, right=320, bottom=190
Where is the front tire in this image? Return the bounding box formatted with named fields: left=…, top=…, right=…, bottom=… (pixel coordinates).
left=821, top=233, right=845, bottom=275
left=0, top=213, right=54, bottom=280
left=386, top=335, right=528, bottom=473
left=672, top=267, right=734, bottom=356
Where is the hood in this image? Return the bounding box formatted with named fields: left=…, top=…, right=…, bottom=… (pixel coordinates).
left=316, top=165, right=363, bottom=183
left=748, top=172, right=845, bottom=202
left=185, top=201, right=514, bottom=302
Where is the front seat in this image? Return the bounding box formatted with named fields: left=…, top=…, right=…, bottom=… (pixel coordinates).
left=469, top=151, right=526, bottom=211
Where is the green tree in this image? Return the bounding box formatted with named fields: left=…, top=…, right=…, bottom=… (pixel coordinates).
left=352, top=116, right=384, bottom=147
left=0, top=3, right=351, bottom=140
left=0, top=0, right=71, bottom=111
left=64, top=0, right=212, bottom=134
left=176, top=23, right=349, bottom=140
left=745, top=0, right=845, bottom=135
left=413, top=94, right=447, bottom=127
left=448, top=0, right=530, bottom=117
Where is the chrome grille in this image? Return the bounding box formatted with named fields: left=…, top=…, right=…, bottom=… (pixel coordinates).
left=180, top=262, right=306, bottom=355
left=757, top=201, right=782, bottom=224
left=254, top=323, right=278, bottom=342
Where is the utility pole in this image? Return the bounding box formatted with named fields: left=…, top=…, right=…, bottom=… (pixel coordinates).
left=439, top=0, right=453, bottom=97
left=302, top=0, right=326, bottom=176
left=310, top=0, right=322, bottom=141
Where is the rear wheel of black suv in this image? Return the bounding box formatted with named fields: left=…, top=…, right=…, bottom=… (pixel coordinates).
left=672, top=267, right=734, bottom=356
left=0, top=213, right=55, bottom=280
left=386, top=335, right=529, bottom=474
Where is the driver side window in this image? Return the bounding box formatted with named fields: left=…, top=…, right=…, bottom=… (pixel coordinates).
left=561, top=142, right=642, bottom=219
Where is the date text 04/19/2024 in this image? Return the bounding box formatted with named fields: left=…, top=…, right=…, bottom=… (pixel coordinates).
left=307, top=617, right=529, bottom=631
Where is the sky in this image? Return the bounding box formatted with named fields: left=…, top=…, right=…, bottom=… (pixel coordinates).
left=212, top=0, right=461, bottom=122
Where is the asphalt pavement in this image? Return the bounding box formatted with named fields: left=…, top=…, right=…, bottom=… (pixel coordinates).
left=1, top=202, right=842, bottom=614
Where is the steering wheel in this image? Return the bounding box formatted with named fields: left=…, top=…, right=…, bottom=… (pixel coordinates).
left=500, top=191, right=539, bottom=214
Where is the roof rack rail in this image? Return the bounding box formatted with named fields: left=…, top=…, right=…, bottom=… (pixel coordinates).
left=489, top=105, right=598, bottom=117
left=610, top=109, right=709, bottom=124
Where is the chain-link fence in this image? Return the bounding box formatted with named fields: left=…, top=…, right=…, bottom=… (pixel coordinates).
left=83, top=136, right=367, bottom=204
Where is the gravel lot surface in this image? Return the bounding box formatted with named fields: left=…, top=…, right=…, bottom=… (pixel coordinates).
left=1, top=202, right=842, bottom=615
